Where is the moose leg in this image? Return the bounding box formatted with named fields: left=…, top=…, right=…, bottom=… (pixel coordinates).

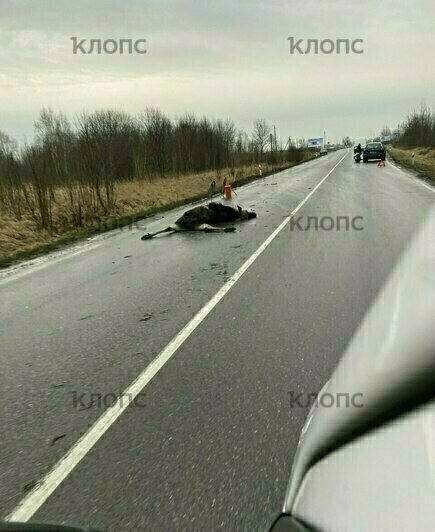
left=141, top=225, right=178, bottom=240
left=198, top=224, right=236, bottom=233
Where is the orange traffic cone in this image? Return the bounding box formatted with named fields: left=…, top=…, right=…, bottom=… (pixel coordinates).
left=225, top=181, right=232, bottom=200
left=378, top=160, right=386, bottom=167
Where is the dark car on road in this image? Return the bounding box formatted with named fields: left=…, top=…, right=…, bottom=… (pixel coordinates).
left=363, top=141, right=386, bottom=162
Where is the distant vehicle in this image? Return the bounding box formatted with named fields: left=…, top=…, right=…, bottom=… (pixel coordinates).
left=319, top=147, right=328, bottom=156
left=363, top=142, right=386, bottom=162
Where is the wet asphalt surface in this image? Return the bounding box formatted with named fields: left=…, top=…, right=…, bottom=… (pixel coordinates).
left=0, top=151, right=434, bottom=530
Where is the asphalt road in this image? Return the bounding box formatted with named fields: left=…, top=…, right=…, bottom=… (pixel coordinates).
left=1, top=151, right=434, bottom=531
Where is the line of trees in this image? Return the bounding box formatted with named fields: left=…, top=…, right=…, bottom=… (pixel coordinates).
left=396, top=107, right=435, bottom=148
left=0, top=108, right=307, bottom=232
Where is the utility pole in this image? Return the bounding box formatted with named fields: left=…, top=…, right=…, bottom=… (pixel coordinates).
left=324, top=130, right=326, bottom=146
left=270, top=133, right=274, bottom=171
left=283, top=136, right=292, bottom=151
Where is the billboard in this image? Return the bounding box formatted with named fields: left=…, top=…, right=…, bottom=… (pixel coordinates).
left=307, top=137, right=324, bottom=147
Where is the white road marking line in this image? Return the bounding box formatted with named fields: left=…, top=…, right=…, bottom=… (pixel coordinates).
left=388, top=161, right=435, bottom=194
left=388, top=161, right=404, bottom=173
left=0, top=243, right=103, bottom=287
left=6, top=152, right=348, bottom=523
left=415, top=180, right=435, bottom=193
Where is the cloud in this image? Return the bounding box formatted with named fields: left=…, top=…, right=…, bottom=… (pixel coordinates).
left=0, top=0, right=433, bottom=142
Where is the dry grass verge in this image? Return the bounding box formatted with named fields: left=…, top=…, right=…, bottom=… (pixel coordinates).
left=0, top=157, right=313, bottom=268
left=387, top=146, right=435, bottom=183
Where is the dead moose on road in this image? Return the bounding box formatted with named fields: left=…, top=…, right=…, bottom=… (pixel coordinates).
left=141, top=202, right=257, bottom=240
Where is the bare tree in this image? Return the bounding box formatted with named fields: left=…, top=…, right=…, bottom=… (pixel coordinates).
left=0, top=131, right=17, bottom=156
left=252, top=119, right=271, bottom=162
left=0, top=108, right=316, bottom=237
left=380, top=126, right=392, bottom=137
left=0, top=131, right=22, bottom=218
left=398, top=106, right=435, bottom=147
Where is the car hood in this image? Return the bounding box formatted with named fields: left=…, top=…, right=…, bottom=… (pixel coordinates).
left=284, top=206, right=435, bottom=512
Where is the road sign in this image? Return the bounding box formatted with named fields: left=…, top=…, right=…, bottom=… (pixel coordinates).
left=307, top=137, right=324, bottom=147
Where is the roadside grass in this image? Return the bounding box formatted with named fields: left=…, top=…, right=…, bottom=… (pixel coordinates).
left=387, top=146, right=435, bottom=183
left=0, top=156, right=313, bottom=269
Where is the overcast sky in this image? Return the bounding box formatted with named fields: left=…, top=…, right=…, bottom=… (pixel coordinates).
left=1, top=0, right=434, bottom=145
